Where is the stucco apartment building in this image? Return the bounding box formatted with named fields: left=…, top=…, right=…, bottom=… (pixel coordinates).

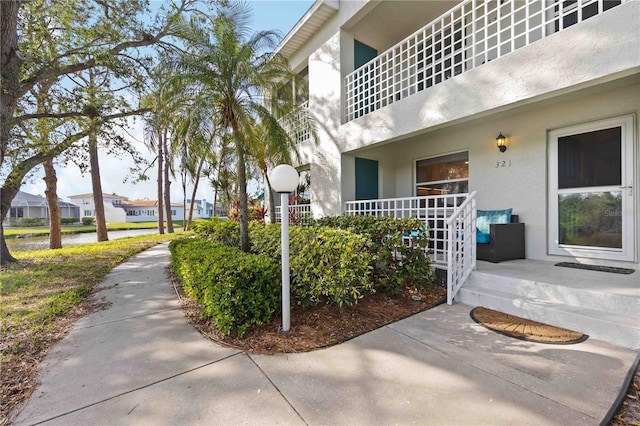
left=275, top=0, right=639, bottom=347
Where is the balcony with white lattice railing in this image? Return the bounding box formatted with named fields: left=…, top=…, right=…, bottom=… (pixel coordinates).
left=344, top=0, right=626, bottom=122
left=279, top=100, right=312, bottom=145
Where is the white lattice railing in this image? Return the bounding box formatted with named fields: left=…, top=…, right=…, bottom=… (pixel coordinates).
left=344, top=194, right=470, bottom=269
left=275, top=204, right=312, bottom=224
left=446, top=191, right=477, bottom=305
left=345, top=0, right=625, bottom=121
left=279, top=100, right=311, bottom=145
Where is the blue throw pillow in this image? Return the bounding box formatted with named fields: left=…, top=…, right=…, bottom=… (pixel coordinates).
left=476, top=232, right=490, bottom=244
left=476, top=208, right=513, bottom=235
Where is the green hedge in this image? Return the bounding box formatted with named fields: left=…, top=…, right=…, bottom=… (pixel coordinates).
left=169, top=239, right=280, bottom=337
left=190, top=217, right=240, bottom=248
left=10, top=217, right=46, bottom=227
left=315, top=215, right=435, bottom=294
left=61, top=217, right=78, bottom=224
left=250, top=223, right=375, bottom=307
left=191, top=220, right=375, bottom=307
left=81, top=217, right=94, bottom=225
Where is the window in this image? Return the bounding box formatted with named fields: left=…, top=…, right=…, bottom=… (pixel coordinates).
left=415, top=152, right=469, bottom=196
left=10, top=207, right=24, bottom=218
left=294, top=169, right=311, bottom=204
left=171, top=209, right=176, bottom=216
left=84, top=210, right=93, bottom=217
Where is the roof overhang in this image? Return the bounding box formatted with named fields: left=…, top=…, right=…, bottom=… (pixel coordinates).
left=276, top=0, right=339, bottom=59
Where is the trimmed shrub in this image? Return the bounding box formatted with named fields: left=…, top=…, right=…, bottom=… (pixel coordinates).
left=315, top=215, right=435, bottom=295
left=191, top=217, right=240, bottom=248
left=81, top=216, right=94, bottom=225
left=250, top=223, right=375, bottom=307
left=169, top=239, right=280, bottom=337
left=16, top=217, right=46, bottom=227
left=61, top=217, right=78, bottom=224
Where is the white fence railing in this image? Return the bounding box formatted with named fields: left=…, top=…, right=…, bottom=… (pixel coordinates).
left=345, top=0, right=626, bottom=121
left=446, top=191, right=477, bottom=304
left=344, top=194, right=470, bottom=269
left=344, top=193, right=477, bottom=304
left=275, top=204, right=312, bottom=224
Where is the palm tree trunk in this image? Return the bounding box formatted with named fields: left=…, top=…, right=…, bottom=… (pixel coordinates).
left=212, top=187, right=218, bottom=217
left=162, top=128, right=174, bottom=233
left=264, top=169, right=276, bottom=224
left=43, top=158, right=62, bottom=249
left=231, top=122, right=249, bottom=252
left=157, top=132, right=164, bottom=234
left=187, top=157, right=205, bottom=229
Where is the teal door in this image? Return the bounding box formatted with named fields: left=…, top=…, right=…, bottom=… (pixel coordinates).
left=355, top=157, right=378, bottom=200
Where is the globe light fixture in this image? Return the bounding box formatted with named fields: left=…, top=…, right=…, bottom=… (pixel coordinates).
left=268, top=164, right=300, bottom=332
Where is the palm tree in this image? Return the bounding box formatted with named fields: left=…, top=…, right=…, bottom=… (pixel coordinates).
left=162, top=3, right=301, bottom=252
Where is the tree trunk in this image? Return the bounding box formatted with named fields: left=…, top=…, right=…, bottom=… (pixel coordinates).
left=0, top=1, right=22, bottom=265
left=89, top=126, right=108, bottom=241
left=181, top=167, right=187, bottom=231
left=231, top=122, right=249, bottom=252
left=0, top=178, right=20, bottom=265
left=157, top=132, right=164, bottom=234
left=43, top=159, right=62, bottom=249
left=162, top=128, right=174, bottom=233
left=264, top=169, right=276, bottom=224
left=213, top=187, right=218, bottom=218
left=0, top=1, right=22, bottom=171
left=187, top=157, right=204, bottom=229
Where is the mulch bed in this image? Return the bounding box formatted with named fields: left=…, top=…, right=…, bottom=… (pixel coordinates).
left=176, top=280, right=447, bottom=355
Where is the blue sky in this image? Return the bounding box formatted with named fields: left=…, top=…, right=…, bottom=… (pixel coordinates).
left=21, top=0, right=315, bottom=203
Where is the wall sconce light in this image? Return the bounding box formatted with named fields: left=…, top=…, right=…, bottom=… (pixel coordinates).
left=496, top=132, right=507, bottom=153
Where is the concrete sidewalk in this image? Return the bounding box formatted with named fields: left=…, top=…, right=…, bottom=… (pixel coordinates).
left=12, top=243, right=637, bottom=425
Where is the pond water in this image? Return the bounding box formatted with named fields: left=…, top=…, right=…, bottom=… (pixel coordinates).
left=6, top=229, right=159, bottom=252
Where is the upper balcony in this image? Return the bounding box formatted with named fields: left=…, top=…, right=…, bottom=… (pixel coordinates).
left=344, top=0, right=627, bottom=122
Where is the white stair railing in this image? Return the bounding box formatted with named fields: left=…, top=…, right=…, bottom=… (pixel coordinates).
left=446, top=191, right=477, bottom=304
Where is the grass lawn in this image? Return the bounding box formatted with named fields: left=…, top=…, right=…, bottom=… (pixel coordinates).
left=0, top=232, right=187, bottom=419
left=4, top=221, right=188, bottom=238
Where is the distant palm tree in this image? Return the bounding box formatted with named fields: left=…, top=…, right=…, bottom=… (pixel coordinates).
left=162, top=3, right=302, bottom=251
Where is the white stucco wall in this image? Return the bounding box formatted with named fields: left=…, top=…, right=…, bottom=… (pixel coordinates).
left=350, top=79, right=640, bottom=263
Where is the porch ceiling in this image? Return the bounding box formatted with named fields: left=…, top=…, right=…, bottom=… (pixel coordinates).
left=347, top=1, right=460, bottom=51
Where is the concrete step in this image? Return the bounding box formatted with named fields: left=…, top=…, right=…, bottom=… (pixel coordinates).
left=456, top=274, right=640, bottom=349
left=465, top=270, right=640, bottom=318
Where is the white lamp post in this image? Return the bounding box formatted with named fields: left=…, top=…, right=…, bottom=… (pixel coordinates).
left=268, top=164, right=299, bottom=332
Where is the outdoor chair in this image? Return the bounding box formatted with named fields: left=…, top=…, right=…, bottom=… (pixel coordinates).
left=476, top=208, right=525, bottom=263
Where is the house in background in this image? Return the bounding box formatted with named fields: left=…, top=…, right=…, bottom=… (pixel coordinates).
left=68, top=193, right=128, bottom=223
left=68, top=193, right=187, bottom=223
left=122, top=199, right=184, bottom=223
left=4, top=191, right=80, bottom=226
left=275, top=0, right=639, bottom=348
left=186, top=199, right=215, bottom=219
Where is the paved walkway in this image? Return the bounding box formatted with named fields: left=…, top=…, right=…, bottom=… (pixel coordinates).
left=12, top=243, right=637, bottom=425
